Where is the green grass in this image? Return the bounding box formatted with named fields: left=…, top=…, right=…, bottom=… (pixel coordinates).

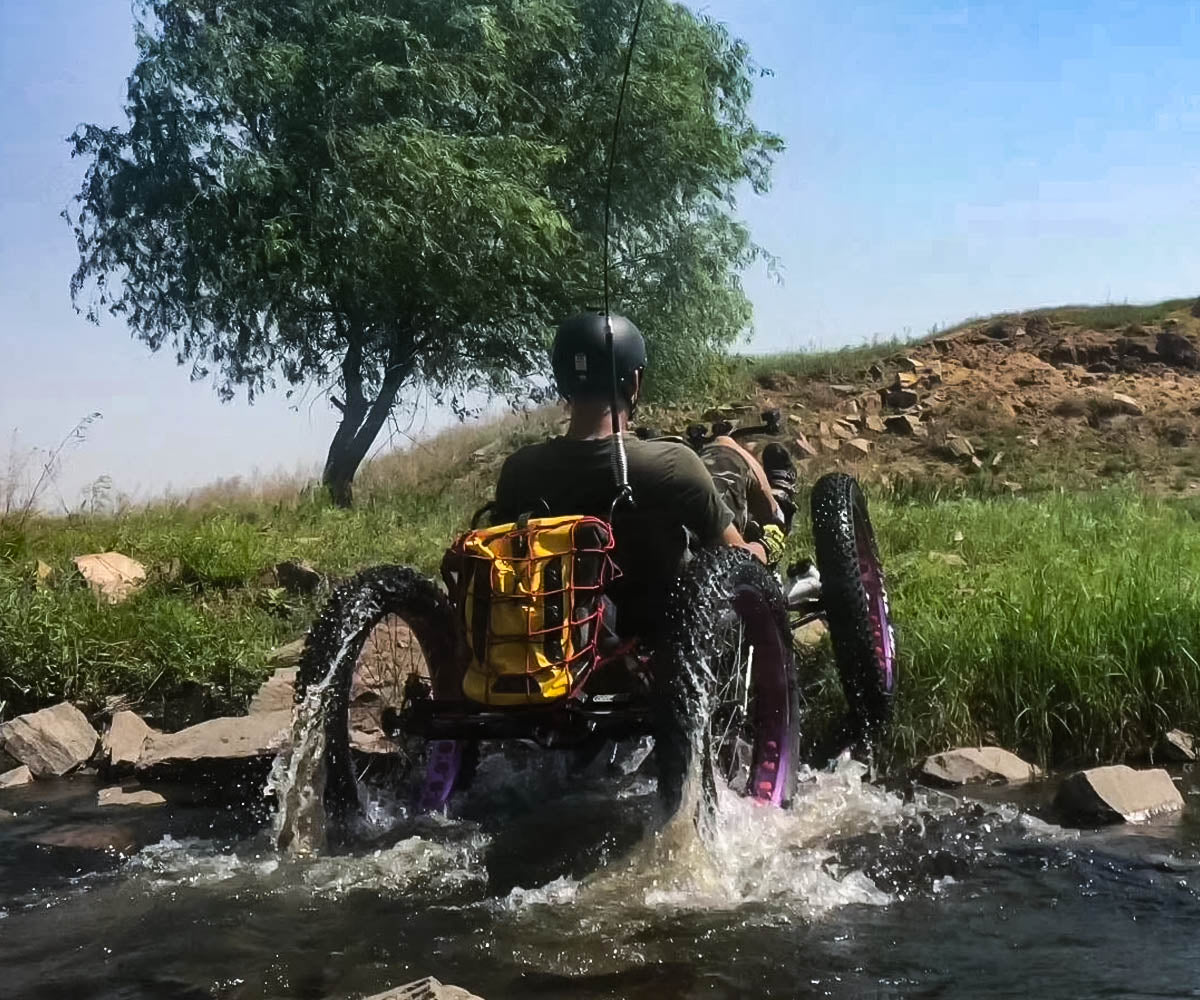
left=1036, top=298, right=1195, bottom=330
left=794, top=486, right=1200, bottom=769
left=733, top=337, right=915, bottom=385
left=6, top=466, right=1199, bottom=770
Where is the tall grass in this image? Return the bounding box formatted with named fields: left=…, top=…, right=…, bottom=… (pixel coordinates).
left=793, top=487, right=1200, bottom=768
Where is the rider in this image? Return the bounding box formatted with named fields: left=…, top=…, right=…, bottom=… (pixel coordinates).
left=492, top=313, right=794, bottom=569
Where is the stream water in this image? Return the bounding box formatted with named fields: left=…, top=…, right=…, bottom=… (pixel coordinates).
left=2, top=748, right=1199, bottom=999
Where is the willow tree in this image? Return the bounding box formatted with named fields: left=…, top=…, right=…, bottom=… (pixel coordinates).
left=68, top=0, right=781, bottom=505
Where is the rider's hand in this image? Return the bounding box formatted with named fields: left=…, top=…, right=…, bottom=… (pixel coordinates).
left=758, top=522, right=786, bottom=566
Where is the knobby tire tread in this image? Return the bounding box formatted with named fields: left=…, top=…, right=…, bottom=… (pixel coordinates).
left=653, top=546, right=800, bottom=817
left=810, top=473, right=894, bottom=739
left=294, top=565, right=460, bottom=830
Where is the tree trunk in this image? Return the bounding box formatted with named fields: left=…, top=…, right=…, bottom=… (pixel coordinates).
left=321, top=342, right=411, bottom=507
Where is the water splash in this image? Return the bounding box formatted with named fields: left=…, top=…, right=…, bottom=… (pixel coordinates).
left=264, top=655, right=335, bottom=856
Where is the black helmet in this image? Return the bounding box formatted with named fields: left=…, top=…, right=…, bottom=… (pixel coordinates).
left=551, top=312, right=647, bottom=407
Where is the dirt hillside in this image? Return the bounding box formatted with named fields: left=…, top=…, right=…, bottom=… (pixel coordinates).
left=651, top=301, right=1200, bottom=494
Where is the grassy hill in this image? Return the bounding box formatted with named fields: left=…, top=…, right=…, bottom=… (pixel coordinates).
left=5, top=299, right=1200, bottom=768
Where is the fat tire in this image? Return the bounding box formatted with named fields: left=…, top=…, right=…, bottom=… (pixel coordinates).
left=653, top=547, right=800, bottom=818
left=810, top=473, right=896, bottom=741
left=294, top=565, right=461, bottom=832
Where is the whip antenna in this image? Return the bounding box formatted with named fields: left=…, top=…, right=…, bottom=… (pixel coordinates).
left=602, top=0, right=648, bottom=510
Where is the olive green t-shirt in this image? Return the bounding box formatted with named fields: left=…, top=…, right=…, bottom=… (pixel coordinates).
left=493, top=433, right=731, bottom=545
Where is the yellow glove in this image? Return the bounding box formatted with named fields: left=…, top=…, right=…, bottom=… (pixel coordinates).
left=759, top=522, right=787, bottom=566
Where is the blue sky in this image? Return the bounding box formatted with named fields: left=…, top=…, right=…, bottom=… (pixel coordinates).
left=4, top=1, right=1200, bottom=501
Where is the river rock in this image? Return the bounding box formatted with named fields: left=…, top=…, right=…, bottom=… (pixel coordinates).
left=97, top=785, right=166, bottom=808
left=1160, top=728, right=1197, bottom=762
left=34, top=822, right=138, bottom=852
left=1054, top=765, right=1184, bottom=824
left=103, top=710, right=154, bottom=770
left=0, top=702, right=99, bottom=777
left=136, top=711, right=291, bottom=779
left=365, top=977, right=485, bottom=1000
left=920, top=747, right=1041, bottom=786
left=266, top=637, right=307, bottom=669
left=72, top=551, right=147, bottom=603
left=0, top=765, right=33, bottom=789
left=248, top=668, right=297, bottom=714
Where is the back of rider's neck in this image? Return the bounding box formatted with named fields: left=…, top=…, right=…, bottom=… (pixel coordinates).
left=565, top=399, right=628, bottom=441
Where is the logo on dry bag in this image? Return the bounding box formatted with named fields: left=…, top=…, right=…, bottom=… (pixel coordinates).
left=574, top=352, right=588, bottom=377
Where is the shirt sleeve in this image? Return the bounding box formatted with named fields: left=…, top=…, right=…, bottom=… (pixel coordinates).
left=666, top=445, right=733, bottom=546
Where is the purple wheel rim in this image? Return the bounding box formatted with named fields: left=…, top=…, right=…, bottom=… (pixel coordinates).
left=414, top=739, right=464, bottom=813
left=720, top=589, right=792, bottom=807
left=853, top=509, right=896, bottom=695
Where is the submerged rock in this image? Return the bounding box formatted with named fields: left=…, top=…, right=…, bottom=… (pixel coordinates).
left=97, top=785, right=166, bottom=808
left=1054, top=765, right=1184, bottom=824
left=0, top=702, right=99, bottom=777
left=136, top=711, right=291, bottom=779
left=920, top=747, right=1041, bottom=786
left=103, top=710, right=155, bottom=771
left=0, top=764, right=33, bottom=789
left=365, top=977, right=485, bottom=1000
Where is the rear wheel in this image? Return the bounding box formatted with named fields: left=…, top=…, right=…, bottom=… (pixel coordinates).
left=810, top=473, right=897, bottom=742
left=653, top=548, right=800, bottom=821
left=294, top=565, right=467, bottom=841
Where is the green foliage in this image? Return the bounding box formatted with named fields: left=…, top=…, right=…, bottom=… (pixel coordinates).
left=792, top=487, right=1200, bottom=768
left=7, top=453, right=1200, bottom=769
left=67, top=0, right=782, bottom=500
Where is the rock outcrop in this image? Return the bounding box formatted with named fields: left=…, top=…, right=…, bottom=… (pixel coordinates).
left=0, top=703, right=99, bottom=777
left=920, top=746, right=1042, bottom=786
left=1054, top=765, right=1184, bottom=824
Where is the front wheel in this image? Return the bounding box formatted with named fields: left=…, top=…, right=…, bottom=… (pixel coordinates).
left=810, top=473, right=897, bottom=743
left=653, top=547, right=800, bottom=822
left=294, top=565, right=467, bottom=842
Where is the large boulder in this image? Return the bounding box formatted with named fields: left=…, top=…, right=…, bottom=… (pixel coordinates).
left=72, top=552, right=147, bottom=603
left=136, top=711, right=291, bottom=780
left=1054, top=765, right=1184, bottom=824
left=365, top=977, right=485, bottom=1000
left=920, top=747, right=1041, bottom=786
left=0, top=702, right=99, bottom=777
left=102, top=710, right=155, bottom=771
left=248, top=668, right=297, bottom=715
